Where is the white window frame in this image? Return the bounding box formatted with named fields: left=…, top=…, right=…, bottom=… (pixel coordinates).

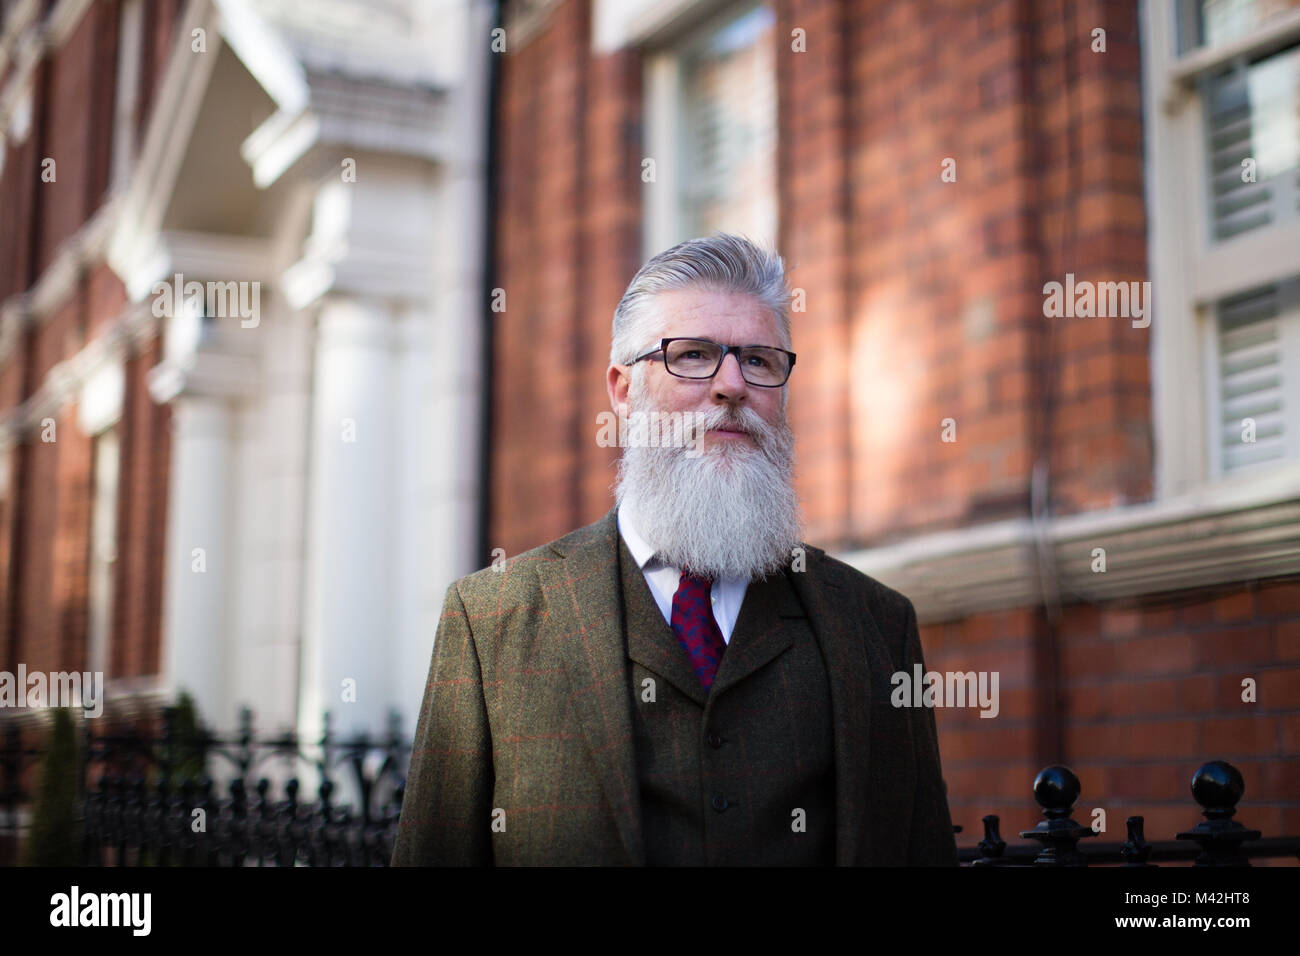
left=87, top=424, right=120, bottom=682
left=593, top=0, right=734, bottom=54
left=638, top=0, right=777, bottom=257
left=1141, top=0, right=1300, bottom=496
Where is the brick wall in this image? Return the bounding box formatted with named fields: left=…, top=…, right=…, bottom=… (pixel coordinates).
left=490, top=0, right=642, bottom=555
left=489, top=0, right=1297, bottom=854
left=490, top=0, right=1152, bottom=555
left=37, top=0, right=117, bottom=274
left=925, top=578, right=1300, bottom=848
left=1, top=1, right=180, bottom=687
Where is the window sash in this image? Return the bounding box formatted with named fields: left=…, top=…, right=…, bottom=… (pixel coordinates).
left=1197, top=39, right=1300, bottom=246
left=1178, top=0, right=1300, bottom=52
left=642, top=2, right=777, bottom=253
left=1205, top=277, right=1300, bottom=475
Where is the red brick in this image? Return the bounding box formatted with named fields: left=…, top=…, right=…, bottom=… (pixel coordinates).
left=1140, top=605, right=1179, bottom=633
left=1178, top=674, right=1242, bottom=712
left=1117, top=633, right=1195, bottom=676
left=1259, top=668, right=1300, bottom=709
left=1066, top=684, right=1110, bottom=720
left=1259, top=760, right=1300, bottom=801
left=1100, top=606, right=1142, bottom=637
left=1280, top=807, right=1300, bottom=840
left=1099, top=762, right=1187, bottom=802
left=1276, top=620, right=1300, bottom=661
left=1213, top=589, right=1256, bottom=622
left=1256, top=579, right=1300, bottom=616
left=1278, top=712, right=1300, bottom=753
left=1201, top=717, right=1281, bottom=758
left=1194, top=625, right=1275, bottom=669
left=1067, top=722, right=1129, bottom=761
left=1121, top=720, right=1203, bottom=759
left=1110, top=678, right=1178, bottom=717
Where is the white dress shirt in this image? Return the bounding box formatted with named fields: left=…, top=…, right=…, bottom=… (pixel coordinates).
left=616, top=500, right=749, bottom=644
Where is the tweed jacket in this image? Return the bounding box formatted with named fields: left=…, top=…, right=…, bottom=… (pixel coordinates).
left=392, top=505, right=959, bottom=866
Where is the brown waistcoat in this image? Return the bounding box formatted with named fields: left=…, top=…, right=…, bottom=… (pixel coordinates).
left=618, top=536, right=837, bottom=865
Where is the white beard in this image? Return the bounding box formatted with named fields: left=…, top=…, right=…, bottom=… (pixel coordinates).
left=614, top=386, right=803, bottom=581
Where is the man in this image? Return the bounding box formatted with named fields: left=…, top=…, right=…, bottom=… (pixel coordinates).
left=393, top=234, right=958, bottom=866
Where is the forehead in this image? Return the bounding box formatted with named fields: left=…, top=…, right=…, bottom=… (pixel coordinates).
left=647, top=287, right=782, bottom=346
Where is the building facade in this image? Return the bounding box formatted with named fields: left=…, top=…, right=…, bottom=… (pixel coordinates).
left=2, top=0, right=1297, bottom=855
left=0, top=0, right=492, bottom=746
left=488, top=0, right=1300, bottom=847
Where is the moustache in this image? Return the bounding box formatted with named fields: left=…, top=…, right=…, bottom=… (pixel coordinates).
left=690, top=406, right=768, bottom=441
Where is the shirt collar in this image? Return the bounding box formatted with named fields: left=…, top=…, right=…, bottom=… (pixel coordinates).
left=616, top=499, right=661, bottom=571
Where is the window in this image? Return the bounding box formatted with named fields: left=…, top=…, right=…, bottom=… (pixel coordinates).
left=1210, top=278, right=1300, bottom=472
left=1179, top=0, right=1300, bottom=49
left=1143, top=0, right=1300, bottom=489
left=1190, top=9, right=1300, bottom=240
left=643, top=3, right=777, bottom=254
left=88, top=426, right=120, bottom=680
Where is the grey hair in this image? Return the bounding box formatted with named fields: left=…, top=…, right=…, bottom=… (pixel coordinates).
left=609, top=233, right=792, bottom=366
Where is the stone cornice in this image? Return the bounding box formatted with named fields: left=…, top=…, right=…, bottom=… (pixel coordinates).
left=146, top=349, right=260, bottom=404
left=841, top=464, right=1300, bottom=623
left=157, top=231, right=278, bottom=283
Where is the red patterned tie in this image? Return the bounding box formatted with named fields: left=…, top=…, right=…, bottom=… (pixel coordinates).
left=670, top=571, right=727, bottom=689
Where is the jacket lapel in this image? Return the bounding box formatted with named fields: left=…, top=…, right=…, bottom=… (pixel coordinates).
left=619, top=536, right=711, bottom=707
left=787, top=548, right=877, bottom=865
left=709, top=574, right=797, bottom=697
left=538, top=506, right=646, bottom=865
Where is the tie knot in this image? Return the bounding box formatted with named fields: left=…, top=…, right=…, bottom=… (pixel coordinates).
left=679, top=570, right=713, bottom=588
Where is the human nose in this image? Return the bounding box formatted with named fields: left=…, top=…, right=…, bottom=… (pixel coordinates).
left=711, top=349, right=748, bottom=402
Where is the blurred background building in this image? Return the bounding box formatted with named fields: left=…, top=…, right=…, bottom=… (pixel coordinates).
left=1, top=0, right=1298, bottom=851
left=0, top=0, right=490, bottom=748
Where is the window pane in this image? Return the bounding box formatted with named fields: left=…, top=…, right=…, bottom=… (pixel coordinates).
left=1196, top=0, right=1300, bottom=48
left=678, top=4, right=777, bottom=242
left=1216, top=278, right=1299, bottom=471
left=1203, top=44, right=1300, bottom=240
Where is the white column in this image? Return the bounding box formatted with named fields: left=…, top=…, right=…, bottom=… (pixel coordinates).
left=299, top=296, right=395, bottom=744
left=391, top=308, right=437, bottom=740
left=227, top=303, right=312, bottom=739
left=160, top=396, right=234, bottom=724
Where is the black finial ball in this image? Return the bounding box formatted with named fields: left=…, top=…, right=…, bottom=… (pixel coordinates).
left=1191, top=760, right=1244, bottom=810
left=1032, top=766, right=1081, bottom=810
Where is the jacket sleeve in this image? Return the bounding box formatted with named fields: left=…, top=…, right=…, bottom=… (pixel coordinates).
left=901, top=597, right=960, bottom=866
left=391, top=581, right=494, bottom=866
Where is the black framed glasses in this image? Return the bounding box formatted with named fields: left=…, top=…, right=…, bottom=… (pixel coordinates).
left=631, top=337, right=797, bottom=387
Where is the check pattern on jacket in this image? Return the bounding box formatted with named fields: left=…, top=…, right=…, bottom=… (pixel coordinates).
left=392, top=505, right=959, bottom=866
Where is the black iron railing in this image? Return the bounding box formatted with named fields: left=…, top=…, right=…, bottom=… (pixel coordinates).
left=3, top=707, right=1297, bottom=865
left=1, top=706, right=407, bottom=866
left=958, top=762, right=1300, bottom=866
